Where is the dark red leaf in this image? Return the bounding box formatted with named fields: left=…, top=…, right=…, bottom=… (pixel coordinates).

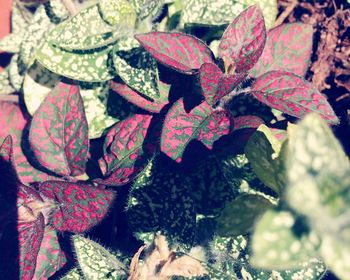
left=135, top=32, right=215, bottom=74
left=218, top=5, right=266, bottom=73
left=29, top=82, right=89, bottom=177
left=233, top=115, right=264, bottom=131
left=251, top=71, right=339, bottom=124
left=39, top=181, right=115, bottom=233
left=161, top=99, right=232, bottom=162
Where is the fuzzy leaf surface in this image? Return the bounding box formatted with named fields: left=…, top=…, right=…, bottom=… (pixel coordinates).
left=251, top=23, right=313, bottom=77
left=252, top=71, right=339, bottom=124
left=161, top=99, right=231, bottom=162
left=135, top=32, right=214, bottom=74
left=218, top=5, right=266, bottom=73
left=39, top=181, right=115, bottom=233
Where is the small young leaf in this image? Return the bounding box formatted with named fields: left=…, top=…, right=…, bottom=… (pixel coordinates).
left=251, top=23, right=313, bottom=78
left=73, top=235, right=127, bottom=280
left=218, top=5, right=266, bottom=73
left=29, top=82, right=89, bottom=177
left=39, top=181, right=115, bottom=233
left=135, top=32, right=215, bottom=74
left=161, top=99, right=231, bottom=162
left=99, top=0, right=137, bottom=26
left=251, top=71, right=339, bottom=124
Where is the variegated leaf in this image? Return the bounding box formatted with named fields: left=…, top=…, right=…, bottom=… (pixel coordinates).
left=0, top=70, right=15, bottom=95
left=130, top=0, right=164, bottom=20
left=251, top=71, right=339, bottom=124
left=232, top=115, right=264, bottom=131
left=60, top=268, right=83, bottom=280
left=8, top=54, right=25, bottom=91
left=99, top=0, right=137, bottom=26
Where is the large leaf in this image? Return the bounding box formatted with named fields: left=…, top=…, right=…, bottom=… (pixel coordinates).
left=98, top=0, right=137, bottom=26
left=251, top=23, right=313, bottom=78
left=135, top=32, right=214, bottom=74
left=39, top=181, right=115, bottom=233
left=218, top=5, right=266, bottom=73
left=8, top=54, right=25, bottom=91
left=112, top=37, right=160, bottom=100
left=251, top=71, right=339, bottom=124
left=29, top=82, right=89, bottom=177
left=161, top=99, right=231, bottom=162
left=98, top=114, right=155, bottom=186
left=130, top=0, right=164, bottom=20
left=73, top=235, right=127, bottom=280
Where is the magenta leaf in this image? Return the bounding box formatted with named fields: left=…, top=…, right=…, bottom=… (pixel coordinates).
left=233, top=115, right=264, bottom=131
left=39, top=181, right=115, bottom=233
left=110, top=80, right=170, bottom=113
left=161, top=99, right=232, bottom=162
left=251, top=23, right=313, bottom=77
left=29, top=82, right=89, bottom=177
left=199, top=63, right=246, bottom=106
left=135, top=32, right=215, bottom=74
left=98, top=114, right=155, bottom=186
left=218, top=5, right=266, bottom=73
left=251, top=71, right=339, bottom=124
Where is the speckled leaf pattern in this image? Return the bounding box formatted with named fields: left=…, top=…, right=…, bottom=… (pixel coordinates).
left=245, top=125, right=285, bottom=194
left=33, top=226, right=66, bottom=280
left=98, top=114, right=154, bottom=186
left=110, top=80, right=170, bottom=113
left=61, top=268, right=83, bottom=280
left=0, top=70, right=15, bottom=95
left=161, top=99, right=231, bottom=162
left=135, top=32, right=214, bottom=74
left=8, top=54, right=25, bottom=91
left=0, top=135, right=12, bottom=162
left=219, top=5, right=266, bottom=73
left=232, top=115, right=264, bottom=131
left=99, top=0, right=137, bottom=26
left=39, top=181, right=115, bottom=233
left=251, top=23, right=313, bottom=78
left=199, top=63, right=246, bottom=106
left=113, top=37, right=160, bottom=100
left=130, top=0, right=164, bottom=20
left=73, top=235, right=127, bottom=280
left=29, top=82, right=89, bottom=177
left=252, top=71, right=339, bottom=124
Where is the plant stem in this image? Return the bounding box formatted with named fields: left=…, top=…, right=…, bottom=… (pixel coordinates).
left=61, top=0, right=77, bottom=16
left=274, top=0, right=297, bottom=27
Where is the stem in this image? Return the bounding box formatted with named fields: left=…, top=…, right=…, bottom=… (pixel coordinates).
left=61, top=0, right=77, bottom=16
left=274, top=0, right=298, bottom=27
left=218, top=88, right=251, bottom=109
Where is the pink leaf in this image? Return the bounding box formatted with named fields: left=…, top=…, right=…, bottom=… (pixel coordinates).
left=39, top=181, right=115, bottom=233
left=218, top=5, right=266, bottom=73
left=233, top=115, right=264, bottom=131
left=135, top=32, right=215, bottom=74
left=251, top=23, right=313, bottom=77
left=199, top=63, right=246, bottom=106
left=0, top=135, right=12, bottom=162
left=98, top=114, right=155, bottom=186
left=251, top=71, right=339, bottom=124
left=29, top=82, right=89, bottom=177
left=161, top=99, right=232, bottom=162
left=110, top=80, right=170, bottom=113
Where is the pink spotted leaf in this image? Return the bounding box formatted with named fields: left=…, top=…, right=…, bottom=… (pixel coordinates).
left=199, top=62, right=247, bottom=106
left=218, top=5, right=266, bottom=73
left=29, top=82, right=89, bottom=177
left=251, top=71, right=339, bottom=124
left=110, top=80, right=170, bottom=113
left=98, top=114, right=155, bottom=186
left=135, top=32, right=215, bottom=74
left=161, top=99, right=232, bottom=162
left=233, top=115, right=264, bottom=131
left=39, top=181, right=115, bottom=233
left=250, top=23, right=313, bottom=78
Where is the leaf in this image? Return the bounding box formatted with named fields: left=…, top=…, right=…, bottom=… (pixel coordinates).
left=33, top=226, right=67, bottom=280
left=135, top=32, right=215, bottom=74
left=110, top=80, right=169, bottom=113
left=98, top=0, right=137, bottom=26
left=8, top=54, right=25, bottom=91
left=29, top=82, right=89, bottom=177
left=0, top=135, right=13, bottom=162
left=199, top=62, right=246, bottom=106
left=251, top=71, right=339, bottom=124
left=218, top=5, right=266, bottom=73
left=39, top=181, right=115, bottom=233
left=130, top=0, right=164, bottom=20
left=112, top=37, right=160, bottom=100
left=60, top=268, right=83, bottom=280
left=232, top=115, right=264, bottom=131
left=161, top=99, right=231, bottom=162
left=0, top=70, right=15, bottom=95
left=251, top=23, right=313, bottom=78
left=73, top=235, right=127, bottom=280
left=216, top=194, right=274, bottom=237
left=98, top=114, right=155, bottom=186
left=245, top=125, right=286, bottom=194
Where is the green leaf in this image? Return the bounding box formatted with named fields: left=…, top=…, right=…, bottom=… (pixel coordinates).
left=99, top=0, right=137, bottom=26
left=215, top=194, right=274, bottom=237
left=7, top=54, right=25, bottom=91
left=60, top=268, right=83, bottom=280
left=73, top=235, right=127, bottom=280
left=0, top=71, right=15, bottom=95
left=130, top=0, right=164, bottom=20
left=113, top=37, right=160, bottom=100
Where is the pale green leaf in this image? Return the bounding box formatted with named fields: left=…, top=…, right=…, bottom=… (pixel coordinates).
left=130, top=0, right=164, bottom=20
left=60, top=268, right=83, bottom=280
left=0, top=70, right=15, bottom=95
left=99, top=0, right=137, bottom=26
left=8, top=54, right=25, bottom=91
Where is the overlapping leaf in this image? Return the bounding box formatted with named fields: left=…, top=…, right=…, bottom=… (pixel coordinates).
left=218, top=5, right=266, bottom=73
left=99, top=0, right=137, bottom=26
left=39, top=181, right=115, bottom=233
left=29, top=82, right=89, bottom=177
left=252, top=71, right=339, bottom=124
left=161, top=99, right=231, bottom=162
left=8, top=54, right=25, bottom=91
left=251, top=23, right=313, bottom=77
left=61, top=268, right=83, bottom=280
left=135, top=32, right=214, bottom=74
left=232, top=115, right=264, bottom=131
left=130, top=0, right=164, bottom=20
left=0, top=71, right=15, bottom=95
